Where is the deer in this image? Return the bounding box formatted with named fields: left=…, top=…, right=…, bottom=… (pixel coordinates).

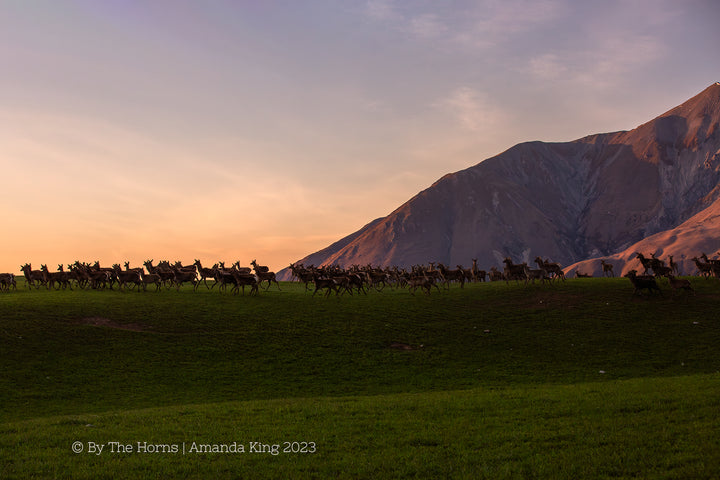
left=652, top=264, right=674, bottom=278
left=144, top=259, right=175, bottom=287
left=224, top=261, right=250, bottom=275
left=140, top=272, right=163, bottom=292
left=407, top=273, right=439, bottom=295
left=0, top=273, right=17, bottom=291
left=458, top=263, right=474, bottom=283
left=668, top=255, right=679, bottom=275
left=345, top=272, right=368, bottom=295
left=172, top=261, right=197, bottom=274
left=535, top=257, right=565, bottom=281
left=523, top=264, right=550, bottom=285
left=437, top=263, right=465, bottom=289
left=635, top=253, right=655, bottom=275
left=213, top=269, right=234, bottom=294
left=700, top=253, right=720, bottom=277
left=248, top=260, right=280, bottom=290
left=123, top=262, right=144, bottom=283
left=326, top=273, right=353, bottom=296
left=234, top=272, right=259, bottom=295
left=311, top=271, right=338, bottom=297
left=691, top=256, right=714, bottom=278
left=624, top=270, right=662, bottom=296
left=44, top=264, right=74, bottom=290
left=289, top=263, right=315, bottom=291
left=667, top=275, right=694, bottom=296
left=362, top=265, right=389, bottom=291
left=255, top=269, right=281, bottom=291
left=171, top=269, right=199, bottom=291
left=39, top=264, right=56, bottom=290
left=336, top=267, right=369, bottom=295
left=250, top=260, right=269, bottom=274
left=600, top=260, right=614, bottom=277
left=217, top=268, right=259, bottom=295
left=470, top=259, right=487, bottom=282
left=486, top=266, right=501, bottom=281
left=636, top=253, right=665, bottom=276
left=387, top=266, right=407, bottom=287
left=20, top=263, right=46, bottom=289
left=68, top=261, right=91, bottom=289
left=502, top=258, right=526, bottom=284
left=193, top=260, right=218, bottom=289
left=88, top=267, right=113, bottom=290
left=113, top=264, right=143, bottom=291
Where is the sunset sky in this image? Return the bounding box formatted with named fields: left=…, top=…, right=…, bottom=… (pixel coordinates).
left=1, top=0, right=719, bottom=274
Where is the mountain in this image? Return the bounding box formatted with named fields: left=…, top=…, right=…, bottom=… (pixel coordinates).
left=279, top=83, right=720, bottom=279
left=564, top=196, right=720, bottom=278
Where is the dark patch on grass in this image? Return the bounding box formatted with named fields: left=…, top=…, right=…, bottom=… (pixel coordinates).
left=75, top=317, right=149, bottom=332
left=387, top=342, right=424, bottom=351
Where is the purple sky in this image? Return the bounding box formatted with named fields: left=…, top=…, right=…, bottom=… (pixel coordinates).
left=1, top=0, right=718, bottom=272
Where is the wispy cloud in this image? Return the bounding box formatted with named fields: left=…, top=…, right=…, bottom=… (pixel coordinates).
left=580, top=34, right=666, bottom=86
left=527, top=53, right=568, bottom=81
left=433, top=86, right=506, bottom=133
left=364, top=0, right=398, bottom=21
left=522, top=0, right=678, bottom=90
left=524, top=33, right=666, bottom=90
left=405, top=13, right=447, bottom=39
left=453, top=0, right=565, bottom=48
left=364, top=0, right=566, bottom=48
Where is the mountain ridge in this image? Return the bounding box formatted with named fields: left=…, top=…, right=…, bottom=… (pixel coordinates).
left=279, top=83, right=720, bottom=279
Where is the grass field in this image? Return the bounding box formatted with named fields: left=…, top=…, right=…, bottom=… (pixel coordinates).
left=1, top=277, right=719, bottom=478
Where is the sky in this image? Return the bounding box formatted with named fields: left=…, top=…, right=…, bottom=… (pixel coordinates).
left=1, top=0, right=719, bottom=274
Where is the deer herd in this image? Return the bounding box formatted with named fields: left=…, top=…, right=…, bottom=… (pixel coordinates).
left=1, top=251, right=719, bottom=297
left=4, top=259, right=278, bottom=296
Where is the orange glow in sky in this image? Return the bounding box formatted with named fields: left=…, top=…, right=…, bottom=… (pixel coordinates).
left=1, top=1, right=718, bottom=274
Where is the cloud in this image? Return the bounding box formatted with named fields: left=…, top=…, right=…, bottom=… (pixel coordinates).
left=454, top=0, right=565, bottom=43
left=527, top=53, right=568, bottom=81
left=520, top=0, right=681, bottom=90
left=433, top=86, right=506, bottom=133
left=525, top=33, right=666, bottom=90
left=364, top=0, right=398, bottom=21
left=405, top=13, right=447, bottom=39
left=582, top=34, right=665, bottom=84
left=364, top=0, right=565, bottom=47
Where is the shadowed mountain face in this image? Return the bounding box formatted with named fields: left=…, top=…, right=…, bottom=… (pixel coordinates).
left=564, top=195, right=720, bottom=278
left=281, top=83, right=720, bottom=277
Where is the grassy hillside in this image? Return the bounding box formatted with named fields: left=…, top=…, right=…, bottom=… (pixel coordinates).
left=2, top=277, right=719, bottom=478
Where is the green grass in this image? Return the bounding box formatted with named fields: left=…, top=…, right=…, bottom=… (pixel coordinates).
left=1, top=277, right=719, bottom=478
left=2, top=375, right=719, bottom=479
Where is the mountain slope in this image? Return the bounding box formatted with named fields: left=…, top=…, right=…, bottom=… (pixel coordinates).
left=564, top=196, right=720, bottom=278
left=282, top=83, right=720, bottom=277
